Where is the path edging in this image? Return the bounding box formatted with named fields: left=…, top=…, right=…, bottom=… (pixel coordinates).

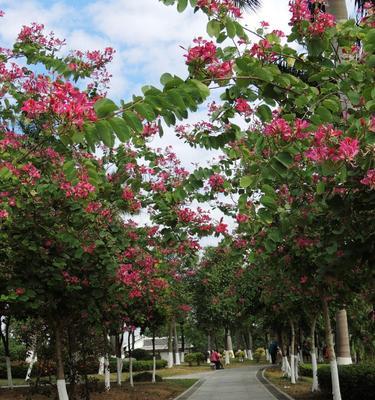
left=172, top=378, right=205, bottom=400
left=256, top=367, right=296, bottom=400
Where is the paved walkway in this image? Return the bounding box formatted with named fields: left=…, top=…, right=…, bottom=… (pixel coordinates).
left=173, top=365, right=278, bottom=400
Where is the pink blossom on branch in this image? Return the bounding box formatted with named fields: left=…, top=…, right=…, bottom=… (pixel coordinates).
left=361, top=169, right=375, bottom=189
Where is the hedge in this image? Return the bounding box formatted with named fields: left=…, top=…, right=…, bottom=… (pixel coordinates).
left=317, top=364, right=375, bottom=400
left=299, top=363, right=328, bottom=377
left=0, top=359, right=168, bottom=379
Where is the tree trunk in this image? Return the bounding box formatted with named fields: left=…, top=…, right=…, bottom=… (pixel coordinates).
left=224, top=328, right=230, bottom=365
left=336, top=309, right=352, bottom=365
left=322, top=297, right=342, bottom=400
left=167, top=322, right=173, bottom=368
left=180, top=323, right=185, bottom=363
left=152, top=331, right=156, bottom=383
left=327, top=0, right=348, bottom=21
left=248, top=330, right=254, bottom=360
left=104, top=354, right=111, bottom=391
left=207, top=333, right=211, bottom=364
left=128, top=332, right=133, bottom=387
left=310, top=315, right=320, bottom=392
left=55, top=324, right=69, bottom=400
left=173, top=319, right=181, bottom=365
left=115, top=335, right=123, bottom=386
left=290, top=319, right=296, bottom=384
left=0, top=316, right=13, bottom=388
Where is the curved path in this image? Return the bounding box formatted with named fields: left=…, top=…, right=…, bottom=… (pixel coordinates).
left=172, top=365, right=280, bottom=400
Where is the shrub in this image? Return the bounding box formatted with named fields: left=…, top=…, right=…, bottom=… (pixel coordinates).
left=184, top=352, right=205, bottom=366
left=318, top=364, right=375, bottom=400
left=131, top=349, right=153, bottom=361
left=253, top=348, right=265, bottom=363
left=0, top=358, right=168, bottom=379
left=299, top=363, right=329, bottom=377
left=130, top=372, right=163, bottom=382
left=109, top=359, right=167, bottom=372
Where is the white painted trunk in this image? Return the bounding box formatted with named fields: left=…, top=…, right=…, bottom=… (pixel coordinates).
left=116, top=357, right=123, bottom=386
left=57, top=379, right=69, bottom=400
left=129, top=357, right=134, bottom=388
left=225, top=350, right=230, bottom=365
left=175, top=351, right=181, bottom=366
left=5, top=356, right=13, bottom=388
left=152, top=356, right=156, bottom=383
left=180, top=352, right=185, bottom=363
left=25, top=351, right=37, bottom=381
left=98, top=357, right=105, bottom=375
left=311, top=350, right=319, bottom=392
left=330, top=360, right=342, bottom=400
left=290, top=354, right=296, bottom=384
left=104, top=356, right=110, bottom=391
left=244, top=350, right=248, bottom=359
left=207, top=350, right=211, bottom=364
left=265, top=349, right=270, bottom=361
left=248, top=349, right=253, bottom=360
left=167, top=352, right=173, bottom=368
left=282, top=356, right=291, bottom=377
left=294, top=355, right=299, bottom=381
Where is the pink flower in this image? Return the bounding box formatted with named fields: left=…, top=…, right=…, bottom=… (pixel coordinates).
left=185, top=37, right=217, bottom=65
left=0, top=209, right=9, bottom=219
left=15, top=288, right=25, bottom=295
left=264, top=118, right=293, bottom=141
left=236, top=213, right=248, bottom=223
left=361, top=169, right=375, bottom=189
left=235, top=98, right=252, bottom=114
left=300, top=276, right=308, bottom=284
left=208, top=174, right=225, bottom=191
left=215, top=223, right=228, bottom=234
left=338, top=137, right=359, bottom=160
left=122, top=187, right=134, bottom=201
left=208, top=60, right=233, bottom=79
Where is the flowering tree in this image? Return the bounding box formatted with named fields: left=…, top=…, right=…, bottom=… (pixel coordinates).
left=160, top=1, right=375, bottom=399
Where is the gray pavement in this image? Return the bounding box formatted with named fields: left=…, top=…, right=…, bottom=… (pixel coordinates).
left=176, top=366, right=277, bottom=400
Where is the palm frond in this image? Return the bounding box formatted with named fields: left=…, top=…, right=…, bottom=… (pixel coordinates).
left=233, top=0, right=261, bottom=11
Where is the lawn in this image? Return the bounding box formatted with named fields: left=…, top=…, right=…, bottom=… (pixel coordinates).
left=264, top=367, right=330, bottom=400
left=0, top=379, right=198, bottom=400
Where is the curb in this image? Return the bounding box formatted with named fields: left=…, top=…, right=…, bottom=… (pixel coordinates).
left=172, top=378, right=204, bottom=400
left=256, top=367, right=295, bottom=400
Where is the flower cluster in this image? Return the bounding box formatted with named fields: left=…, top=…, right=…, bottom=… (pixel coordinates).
left=360, top=169, right=375, bottom=189
left=305, top=125, right=359, bottom=163
left=208, top=173, right=225, bottom=192
left=21, top=80, right=97, bottom=128
left=197, top=0, right=242, bottom=18
left=289, top=0, right=336, bottom=36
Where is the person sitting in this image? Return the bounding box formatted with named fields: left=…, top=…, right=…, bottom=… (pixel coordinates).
left=210, top=349, right=222, bottom=370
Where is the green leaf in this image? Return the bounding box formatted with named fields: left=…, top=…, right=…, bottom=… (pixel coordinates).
left=160, top=73, right=173, bottom=86
left=177, top=0, right=188, bottom=12
left=256, top=104, right=272, bottom=122
left=134, top=103, right=156, bottom=121
left=275, top=152, right=293, bottom=168
left=207, top=20, right=221, bottom=38
left=123, top=111, right=143, bottom=132
left=96, top=120, right=114, bottom=147
left=317, top=181, right=326, bottom=195
left=190, top=79, right=210, bottom=98
left=316, top=106, right=332, bottom=122
left=261, top=195, right=278, bottom=211
left=240, top=175, right=254, bottom=188
left=94, top=98, right=118, bottom=118
left=226, top=19, right=236, bottom=38
left=322, top=99, right=340, bottom=113
left=109, top=117, right=131, bottom=142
